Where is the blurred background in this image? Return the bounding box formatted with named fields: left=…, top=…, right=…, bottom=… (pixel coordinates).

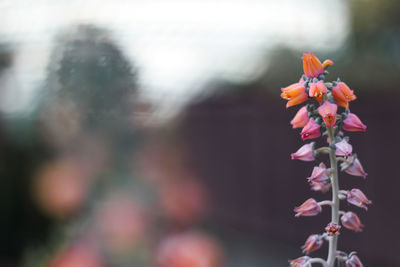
left=0, top=0, right=399, bottom=266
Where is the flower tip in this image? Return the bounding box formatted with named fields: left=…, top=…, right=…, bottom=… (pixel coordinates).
left=322, top=59, right=334, bottom=68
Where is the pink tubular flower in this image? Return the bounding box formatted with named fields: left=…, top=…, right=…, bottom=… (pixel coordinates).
left=346, top=254, right=364, bottom=267
left=318, top=101, right=337, bottom=127
left=291, top=143, right=315, bottom=161
left=302, top=52, right=325, bottom=78
left=294, top=198, right=322, bottom=217
left=341, top=211, right=364, bottom=232
left=310, top=180, right=331, bottom=193
left=346, top=157, right=367, bottom=178
left=289, top=256, right=310, bottom=267
left=332, top=82, right=356, bottom=108
left=300, top=119, right=321, bottom=140
left=343, top=113, right=367, bottom=132
left=347, top=189, right=372, bottom=210
left=301, top=234, right=323, bottom=255
left=325, top=222, right=341, bottom=236
left=281, top=80, right=308, bottom=108
left=291, top=106, right=310, bottom=129
left=309, top=81, right=327, bottom=103
left=307, top=163, right=330, bottom=183
left=335, top=139, right=352, bottom=157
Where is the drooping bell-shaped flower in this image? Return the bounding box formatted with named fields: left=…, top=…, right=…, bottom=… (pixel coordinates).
left=332, top=82, right=356, bottom=108
left=345, top=254, right=364, bottom=267
left=335, top=139, right=353, bottom=157
left=318, top=101, right=337, bottom=127
left=301, top=234, right=323, bottom=255
left=309, top=81, right=327, bottom=103
left=343, top=113, right=367, bottom=132
left=291, top=106, right=310, bottom=129
left=294, top=198, right=322, bottom=217
left=300, top=119, right=321, bottom=140
left=281, top=80, right=308, bottom=108
left=302, top=52, right=329, bottom=78
left=291, top=143, right=315, bottom=161
left=289, top=256, right=310, bottom=267
left=325, top=222, right=341, bottom=236
left=310, top=180, right=331, bottom=193
left=346, top=157, right=367, bottom=178
left=347, top=189, right=372, bottom=211
left=341, top=211, right=364, bottom=232
left=307, top=162, right=330, bottom=183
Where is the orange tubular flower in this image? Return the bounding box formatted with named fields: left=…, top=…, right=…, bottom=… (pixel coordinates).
left=309, top=81, right=327, bottom=103
left=318, top=101, right=338, bottom=127
left=302, top=52, right=328, bottom=78
left=332, top=82, right=356, bottom=108
left=281, top=81, right=308, bottom=108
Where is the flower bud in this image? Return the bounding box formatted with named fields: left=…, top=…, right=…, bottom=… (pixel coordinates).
left=300, top=119, right=321, bottom=140
left=332, top=82, right=356, bottom=108
left=347, top=189, right=372, bottom=210
left=335, top=139, right=352, bottom=157
left=341, top=211, right=364, bottom=232
left=294, top=198, right=322, bottom=217
left=301, top=234, right=323, bottom=255
left=343, top=113, right=367, bottom=132
left=345, top=157, right=367, bottom=178
left=291, top=106, right=310, bottom=129
left=325, top=222, right=341, bottom=236
left=318, top=101, right=337, bottom=127
left=302, top=52, right=325, bottom=78
left=345, top=254, right=364, bottom=267
left=291, top=143, right=315, bottom=161
left=309, top=81, right=327, bottom=103
left=289, top=256, right=310, bottom=267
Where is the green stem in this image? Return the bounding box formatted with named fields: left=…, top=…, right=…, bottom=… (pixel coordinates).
left=326, top=126, right=340, bottom=267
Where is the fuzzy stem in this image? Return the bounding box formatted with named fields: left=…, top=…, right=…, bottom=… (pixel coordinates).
left=309, top=257, right=328, bottom=267
left=326, top=126, right=340, bottom=267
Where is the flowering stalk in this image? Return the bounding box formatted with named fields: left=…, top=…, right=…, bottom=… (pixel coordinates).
left=282, top=52, right=370, bottom=267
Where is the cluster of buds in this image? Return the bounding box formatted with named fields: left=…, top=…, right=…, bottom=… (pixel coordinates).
left=282, top=52, right=371, bottom=267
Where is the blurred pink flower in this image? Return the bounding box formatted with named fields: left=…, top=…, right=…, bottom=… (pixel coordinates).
left=160, top=178, right=207, bottom=226
left=310, top=180, right=331, bottom=193
left=33, top=160, right=88, bottom=219
left=47, top=244, right=103, bottom=267
left=347, top=189, right=372, bottom=211
left=335, top=139, right=353, bottom=157
left=346, top=157, right=367, bottom=178
left=309, top=81, right=327, bottom=103
left=318, top=101, right=337, bottom=127
left=341, top=211, right=364, bottom=232
left=294, top=198, right=321, bottom=217
left=346, top=254, right=364, bottom=267
left=155, top=232, right=223, bottom=267
left=291, top=143, right=315, bottom=161
left=343, top=113, right=367, bottom=132
left=301, top=234, right=323, bottom=255
left=300, top=119, right=321, bottom=140
left=96, top=195, right=147, bottom=252
left=307, top=163, right=330, bottom=183
left=290, top=106, right=310, bottom=129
